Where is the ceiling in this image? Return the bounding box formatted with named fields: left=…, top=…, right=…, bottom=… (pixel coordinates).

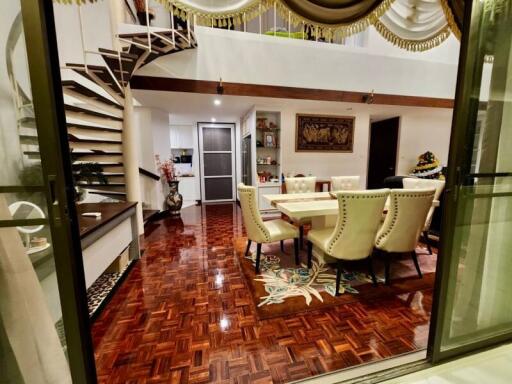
left=132, top=89, right=447, bottom=125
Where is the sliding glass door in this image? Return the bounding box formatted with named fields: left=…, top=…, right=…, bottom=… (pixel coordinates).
left=429, top=0, right=512, bottom=362
left=0, top=0, right=96, bottom=382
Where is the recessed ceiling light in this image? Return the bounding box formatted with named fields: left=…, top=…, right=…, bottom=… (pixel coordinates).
left=214, top=99, right=222, bottom=106
left=211, top=117, right=217, bottom=122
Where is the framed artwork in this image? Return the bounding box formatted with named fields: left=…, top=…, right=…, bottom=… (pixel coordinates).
left=264, top=131, right=276, bottom=148
left=296, top=114, right=354, bottom=152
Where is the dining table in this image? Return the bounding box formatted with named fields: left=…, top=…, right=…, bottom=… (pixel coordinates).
left=263, top=191, right=439, bottom=261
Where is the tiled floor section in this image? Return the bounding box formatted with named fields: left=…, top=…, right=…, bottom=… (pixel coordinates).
left=91, top=204, right=433, bottom=383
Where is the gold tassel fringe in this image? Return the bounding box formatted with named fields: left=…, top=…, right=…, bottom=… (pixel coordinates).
left=374, top=21, right=452, bottom=52
left=439, top=0, right=461, bottom=40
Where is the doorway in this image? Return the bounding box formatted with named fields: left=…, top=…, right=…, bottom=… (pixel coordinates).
left=198, top=122, right=236, bottom=202
left=367, top=117, right=400, bottom=189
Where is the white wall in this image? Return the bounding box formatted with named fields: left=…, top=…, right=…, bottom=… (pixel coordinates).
left=137, top=26, right=459, bottom=99
left=257, top=101, right=453, bottom=186
left=134, top=106, right=170, bottom=210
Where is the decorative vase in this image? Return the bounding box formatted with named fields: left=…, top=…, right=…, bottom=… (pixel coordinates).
left=166, top=180, right=183, bottom=216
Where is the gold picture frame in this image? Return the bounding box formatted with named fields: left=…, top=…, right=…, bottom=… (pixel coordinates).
left=296, top=113, right=354, bottom=152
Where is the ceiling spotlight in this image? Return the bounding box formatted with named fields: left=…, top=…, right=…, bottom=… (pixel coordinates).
left=214, top=99, right=222, bottom=106
left=211, top=117, right=217, bottom=122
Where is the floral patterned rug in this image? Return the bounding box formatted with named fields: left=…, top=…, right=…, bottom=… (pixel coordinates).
left=235, top=238, right=437, bottom=319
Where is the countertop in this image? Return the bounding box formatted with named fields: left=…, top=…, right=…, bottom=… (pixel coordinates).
left=77, top=202, right=137, bottom=239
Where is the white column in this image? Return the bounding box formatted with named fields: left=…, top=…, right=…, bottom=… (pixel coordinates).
left=123, top=86, right=144, bottom=234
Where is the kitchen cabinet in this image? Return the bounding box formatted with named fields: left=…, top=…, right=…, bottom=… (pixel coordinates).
left=171, top=125, right=195, bottom=149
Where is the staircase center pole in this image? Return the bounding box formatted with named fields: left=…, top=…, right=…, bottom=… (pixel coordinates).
left=123, top=86, right=144, bottom=235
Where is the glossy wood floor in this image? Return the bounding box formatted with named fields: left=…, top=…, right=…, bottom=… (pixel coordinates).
left=92, top=204, right=433, bottom=383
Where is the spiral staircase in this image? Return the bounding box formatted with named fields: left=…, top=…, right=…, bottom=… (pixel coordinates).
left=8, top=12, right=197, bottom=202
left=60, top=29, right=197, bottom=201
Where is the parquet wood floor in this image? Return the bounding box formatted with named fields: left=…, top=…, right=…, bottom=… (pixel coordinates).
left=92, top=204, right=434, bottom=383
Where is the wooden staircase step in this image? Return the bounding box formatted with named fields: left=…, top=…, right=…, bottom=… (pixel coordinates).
left=62, top=80, right=123, bottom=110
left=65, top=104, right=123, bottom=122
left=76, top=182, right=125, bottom=187
left=67, top=122, right=121, bottom=133
left=23, top=151, right=41, bottom=159
left=71, top=150, right=123, bottom=157
left=72, top=162, right=123, bottom=167
left=19, top=117, right=37, bottom=128
left=143, top=209, right=160, bottom=223
left=88, top=190, right=126, bottom=199
left=19, top=135, right=39, bottom=145
left=98, top=47, right=139, bottom=60
left=67, top=133, right=121, bottom=145
left=68, top=63, right=125, bottom=99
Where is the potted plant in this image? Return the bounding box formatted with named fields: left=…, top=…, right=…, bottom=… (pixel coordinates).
left=72, top=162, right=108, bottom=202
left=156, top=155, right=182, bottom=216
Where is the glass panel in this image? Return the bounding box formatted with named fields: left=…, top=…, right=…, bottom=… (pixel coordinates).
left=439, top=2, right=512, bottom=354
left=203, top=153, right=232, bottom=176
left=0, top=1, right=72, bottom=382
left=202, top=127, right=232, bottom=151
left=205, top=177, right=233, bottom=200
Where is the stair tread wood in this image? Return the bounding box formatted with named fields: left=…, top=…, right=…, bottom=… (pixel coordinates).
left=62, top=80, right=123, bottom=110
left=67, top=122, right=122, bottom=133
left=65, top=104, right=123, bottom=121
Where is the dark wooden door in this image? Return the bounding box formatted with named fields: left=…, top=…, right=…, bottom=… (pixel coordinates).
left=367, top=117, right=399, bottom=189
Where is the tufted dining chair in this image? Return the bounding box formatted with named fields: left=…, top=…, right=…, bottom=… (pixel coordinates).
left=284, top=176, right=317, bottom=248
left=402, top=178, right=445, bottom=254
left=307, top=189, right=389, bottom=296
left=238, top=183, right=300, bottom=273
left=375, top=188, right=435, bottom=285
left=331, top=176, right=361, bottom=191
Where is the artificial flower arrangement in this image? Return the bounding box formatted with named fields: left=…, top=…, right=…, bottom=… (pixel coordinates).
left=155, top=155, right=176, bottom=183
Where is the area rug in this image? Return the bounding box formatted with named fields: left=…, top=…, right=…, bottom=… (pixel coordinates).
left=235, top=237, right=437, bottom=319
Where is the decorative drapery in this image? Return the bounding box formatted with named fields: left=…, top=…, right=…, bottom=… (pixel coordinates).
left=272, top=0, right=393, bottom=39
left=375, top=0, right=451, bottom=52
left=440, top=0, right=463, bottom=38
left=55, top=0, right=461, bottom=50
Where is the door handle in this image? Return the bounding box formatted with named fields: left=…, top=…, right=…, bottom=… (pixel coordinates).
left=47, top=175, right=62, bottom=226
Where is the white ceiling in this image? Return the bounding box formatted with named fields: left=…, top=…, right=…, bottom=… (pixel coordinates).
left=132, top=89, right=445, bottom=125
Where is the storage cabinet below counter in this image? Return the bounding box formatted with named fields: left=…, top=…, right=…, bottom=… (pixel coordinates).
left=177, top=176, right=199, bottom=202
left=258, top=183, right=281, bottom=212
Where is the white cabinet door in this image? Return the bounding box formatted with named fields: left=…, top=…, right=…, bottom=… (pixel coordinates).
left=170, top=126, right=180, bottom=148
left=258, top=186, right=280, bottom=211
left=178, top=126, right=194, bottom=148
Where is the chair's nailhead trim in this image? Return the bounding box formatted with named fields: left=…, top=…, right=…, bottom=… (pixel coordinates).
left=327, top=191, right=388, bottom=254
left=376, top=190, right=435, bottom=247
left=239, top=187, right=271, bottom=242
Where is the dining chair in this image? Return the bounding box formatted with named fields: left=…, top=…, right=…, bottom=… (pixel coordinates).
left=238, top=183, right=300, bottom=273
left=402, top=178, right=445, bottom=254
left=375, top=188, right=436, bottom=285
left=331, top=176, right=361, bottom=191
left=284, top=176, right=317, bottom=248
left=306, top=189, right=390, bottom=296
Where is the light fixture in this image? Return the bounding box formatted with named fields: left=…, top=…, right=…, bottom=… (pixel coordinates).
left=362, top=89, right=375, bottom=104
left=214, top=98, right=222, bottom=106
left=216, top=77, right=224, bottom=95
left=211, top=117, right=217, bottom=122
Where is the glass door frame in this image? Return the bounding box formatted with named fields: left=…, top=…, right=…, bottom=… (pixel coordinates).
left=5, top=0, right=98, bottom=382
left=428, top=0, right=512, bottom=363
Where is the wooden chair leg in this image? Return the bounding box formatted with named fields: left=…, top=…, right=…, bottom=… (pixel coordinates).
left=255, top=243, right=262, bottom=273
left=299, top=226, right=304, bottom=250
left=335, top=260, right=343, bottom=296
left=280, top=240, right=285, bottom=253
left=423, top=231, right=433, bottom=255
left=294, top=238, right=300, bottom=265
left=245, top=239, right=252, bottom=256
left=411, top=250, right=423, bottom=278
left=384, top=251, right=391, bottom=285
left=307, top=241, right=313, bottom=268
left=367, top=256, right=377, bottom=286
